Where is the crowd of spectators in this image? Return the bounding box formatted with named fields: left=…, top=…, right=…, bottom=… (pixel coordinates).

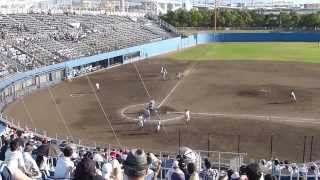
left=0, top=12, right=175, bottom=79
left=0, top=120, right=318, bottom=180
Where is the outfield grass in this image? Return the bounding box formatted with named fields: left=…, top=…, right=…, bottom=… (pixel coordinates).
left=170, top=42, right=320, bottom=63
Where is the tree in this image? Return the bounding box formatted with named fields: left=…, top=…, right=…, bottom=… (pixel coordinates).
left=160, top=9, right=320, bottom=31
left=190, top=10, right=202, bottom=27
left=289, top=11, right=300, bottom=28
left=279, top=12, right=292, bottom=28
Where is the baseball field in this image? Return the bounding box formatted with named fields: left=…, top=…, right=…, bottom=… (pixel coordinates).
left=4, top=42, right=320, bottom=162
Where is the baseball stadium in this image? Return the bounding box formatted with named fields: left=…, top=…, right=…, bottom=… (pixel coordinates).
left=1, top=0, right=320, bottom=179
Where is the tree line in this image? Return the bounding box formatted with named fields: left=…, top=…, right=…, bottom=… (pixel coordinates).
left=160, top=9, right=320, bottom=30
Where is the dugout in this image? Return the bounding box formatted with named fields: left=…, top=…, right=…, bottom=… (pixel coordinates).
left=109, top=55, right=123, bottom=66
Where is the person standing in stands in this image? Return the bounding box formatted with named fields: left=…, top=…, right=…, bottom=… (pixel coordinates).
left=74, top=156, right=104, bottom=180
left=110, top=151, right=122, bottom=180
left=15, top=131, right=25, bottom=150
left=187, top=163, right=199, bottom=180
left=199, top=159, right=218, bottom=180
left=5, top=139, right=26, bottom=173
left=166, top=160, right=185, bottom=180
left=54, top=146, right=75, bottom=179
left=145, top=153, right=161, bottom=180
left=23, top=144, right=40, bottom=178
left=0, top=137, right=9, bottom=161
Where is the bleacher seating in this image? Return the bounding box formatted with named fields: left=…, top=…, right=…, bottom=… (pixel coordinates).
left=0, top=12, right=177, bottom=79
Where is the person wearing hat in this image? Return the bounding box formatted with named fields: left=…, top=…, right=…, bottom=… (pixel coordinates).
left=165, top=160, right=185, bottom=180
left=123, top=149, right=149, bottom=180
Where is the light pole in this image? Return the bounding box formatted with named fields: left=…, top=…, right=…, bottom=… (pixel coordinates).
left=214, top=0, right=218, bottom=33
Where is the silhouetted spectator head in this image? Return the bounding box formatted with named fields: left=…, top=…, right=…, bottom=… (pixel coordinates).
left=42, top=139, right=48, bottom=144
left=74, top=158, right=97, bottom=179
left=9, top=139, right=19, bottom=152
left=239, top=165, right=247, bottom=175
left=84, top=151, right=93, bottom=160
left=24, top=144, right=33, bottom=153
left=63, top=146, right=73, bottom=158
left=187, top=162, right=196, bottom=175
left=246, top=163, right=261, bottom=180
left=17, top=131, right=23, bottom=137
left=204, top=158, right=211, bottom=169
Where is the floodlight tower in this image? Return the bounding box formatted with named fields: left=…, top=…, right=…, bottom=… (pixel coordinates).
left=214, top=0, right=218, bottom=33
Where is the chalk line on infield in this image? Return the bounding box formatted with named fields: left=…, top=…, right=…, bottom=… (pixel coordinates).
left=157, top=63, right=196, bottom=108
left=120, top=104, right=185, bottom=122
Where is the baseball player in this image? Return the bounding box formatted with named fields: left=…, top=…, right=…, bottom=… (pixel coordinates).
left=160, top=66, right=165, bottom=75
left=290, top=91, right=297, bottom=102
left=156, top=121, right=161, bottom=132
left=185, top=109, right=190, bottom=124
left=161, top=68, right=167, bottom=80
left=137, top=120, right=144, bottom=129
left=149, top=99, right=156, bottom=112
left=137, top=114, right=144, bottom=129
left=144, top=108, right=151, bottom=121
left=176, top=72, right=183, bottom=80
left=95, top=83, right=100, bottom=92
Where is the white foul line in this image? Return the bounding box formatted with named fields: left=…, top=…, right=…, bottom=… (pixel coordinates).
left=169, top=111, right=320, bottom=125
left=157, top=63, right=196, bottom=108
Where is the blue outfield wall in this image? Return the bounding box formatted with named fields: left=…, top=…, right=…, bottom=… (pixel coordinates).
left=213, top=32, right=320, bottom=42
left=2, top=32, right=320, bottom=92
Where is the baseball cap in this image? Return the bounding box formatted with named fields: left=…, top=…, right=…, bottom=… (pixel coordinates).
left=124, top=149, right=148, bottom=177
